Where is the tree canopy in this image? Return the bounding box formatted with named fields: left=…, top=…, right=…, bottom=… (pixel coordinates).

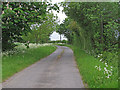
left=22, top=13, right=58, bottom=44
left=2, top=2, right=59, bottom=51
left=59, top=2, right=119, bottom=54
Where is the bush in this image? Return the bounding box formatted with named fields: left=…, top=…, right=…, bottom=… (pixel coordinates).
left=49, top=40, right=68, bottom=44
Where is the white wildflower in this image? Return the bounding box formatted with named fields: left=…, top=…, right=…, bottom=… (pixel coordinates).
left=105, top=63, right=107, bottom=65
left=100, top=59, right=102, bottom=62
left=100, top=54, right=102, bottom=56
left=98, top=66, right=101, bottom=71
left=104, top=71, right=106, bottom=74
left=106, top=71, right=112, bottom=79
left=95, top=66, right=98, bottom=68
left=106, top=75, right=110, bottom=78
left=98, top=55, right=100, bottom=57
left=104, top=67, right=107, bottom=71
left=109, top=71, right=112, bottom=76
left=98, top=54, right=102, bottom=57
left=105, top=64, right=108, bottom=67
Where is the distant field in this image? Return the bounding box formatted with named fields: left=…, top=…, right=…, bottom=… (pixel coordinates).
left=2, top=43, right=57, bottom=81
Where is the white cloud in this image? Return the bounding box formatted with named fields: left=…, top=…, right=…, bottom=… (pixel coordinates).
left=49, top=1, right=68, bottom=41
left=51, top=0, right=67, bottom=24
left=51, top=0, right=65, bottom=4
left=52, top=6, right=67, bottom=24
left=50, top=31, right=67, bottom=41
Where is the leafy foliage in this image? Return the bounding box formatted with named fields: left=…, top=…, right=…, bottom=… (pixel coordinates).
left=22, top=13, right=58, bottom=44
left=2, top=2, right=59, bottom=51
left=60, top=2, right=119, bottom=54
left=57, top=18, right=74, bottom=44
left=59, top=2, right=119, bottom=88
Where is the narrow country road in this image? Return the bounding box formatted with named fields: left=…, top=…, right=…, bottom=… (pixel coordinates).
left=3, top=46, right=84, bottom=88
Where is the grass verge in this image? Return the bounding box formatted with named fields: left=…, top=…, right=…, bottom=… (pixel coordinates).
left=2, top=45, right=57, bottom=81
left=60, top=44, right=118, bottom=88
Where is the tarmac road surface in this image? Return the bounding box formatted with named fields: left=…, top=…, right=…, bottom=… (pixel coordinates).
left=3, top=46, right=85, bottom=88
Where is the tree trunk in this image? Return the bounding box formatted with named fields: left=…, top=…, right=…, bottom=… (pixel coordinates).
left=100, top=14, right=104, bottom=50
left=118, top=35, right=120, bottom=49
left=60, top=34, right=61, bottom=41
left=35, top=35, right=38, bottom=44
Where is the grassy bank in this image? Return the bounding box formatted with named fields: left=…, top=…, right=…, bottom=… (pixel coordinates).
left=60, top=44, right=118, bottom=88
left=2, top=45, right=57, bottom=81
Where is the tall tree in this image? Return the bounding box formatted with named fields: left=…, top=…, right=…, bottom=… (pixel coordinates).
left=62, top=2, right=118, bottom=53
left=22, top=13, right=58, bottom=44
left=2, top=2, right=59, bottom=51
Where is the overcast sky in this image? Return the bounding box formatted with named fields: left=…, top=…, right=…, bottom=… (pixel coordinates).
left=50, top=0, right=68, bottom=41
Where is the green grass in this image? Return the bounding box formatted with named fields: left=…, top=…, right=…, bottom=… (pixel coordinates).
left=60, top=44, right=118, bottom=88
left=2, top=45, right=57, bottom=81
